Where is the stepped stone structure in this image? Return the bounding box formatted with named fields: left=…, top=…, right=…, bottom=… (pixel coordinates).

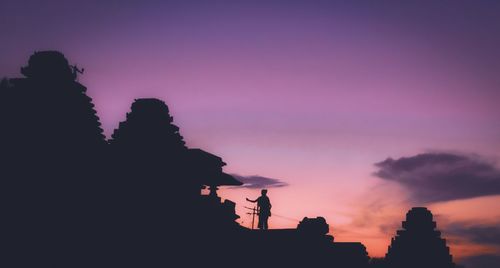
left=0, top=51, right=107, bottom=267
left=385, top=207, right=456, bottom=268
left=110, top=98, right=186, bottom=152
left=2, top=51, right=105, bottom=155
left=106, top=97, right=244, bottom=266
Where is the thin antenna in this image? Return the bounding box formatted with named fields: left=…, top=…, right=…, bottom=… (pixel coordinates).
left=71, top=65, right=85, bottom=81
left=244, top=206, right=258, bottom=230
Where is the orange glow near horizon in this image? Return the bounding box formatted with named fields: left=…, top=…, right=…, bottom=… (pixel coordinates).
left=220, top=187, right=500, bottom=260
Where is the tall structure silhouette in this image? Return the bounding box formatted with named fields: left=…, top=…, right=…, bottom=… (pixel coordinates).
left=110, top=98, right=185, bottom=150
left=0, top=51, right=106, bottom=267
left=108, top=98, right=191, bottom=198
left=107, top=98, right=244, bottom=266
left=385, top=207, right=456, bottom=268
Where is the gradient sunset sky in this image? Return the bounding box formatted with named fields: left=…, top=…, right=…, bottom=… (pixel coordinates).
left=2, top=1, right=500, bottom=266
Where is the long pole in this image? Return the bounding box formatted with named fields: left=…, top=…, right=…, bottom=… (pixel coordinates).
left=251, top=207, right=256, bottom=230
left=244, top=206, right=258, bottom=230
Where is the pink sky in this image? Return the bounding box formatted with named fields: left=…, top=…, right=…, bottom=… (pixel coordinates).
left=2, top=0, right=500, bottom=262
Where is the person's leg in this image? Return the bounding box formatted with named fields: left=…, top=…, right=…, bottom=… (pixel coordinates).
left=262, top=216, right=269, bottom=230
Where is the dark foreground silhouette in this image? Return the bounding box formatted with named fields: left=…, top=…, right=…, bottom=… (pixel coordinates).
left=0, top=51, right=457, bottom=268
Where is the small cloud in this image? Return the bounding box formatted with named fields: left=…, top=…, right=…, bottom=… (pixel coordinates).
left=231, top=174, right=289, bottom=189
left=374, top=152, right=500, bottom=203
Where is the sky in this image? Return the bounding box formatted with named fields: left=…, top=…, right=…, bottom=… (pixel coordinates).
left=1, top=0, right=500, bottom=266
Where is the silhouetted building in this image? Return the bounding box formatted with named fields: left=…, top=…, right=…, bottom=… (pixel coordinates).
left=3, top=51, right=105, bottom=153
left=106, top=98, right=246, bottom=266
left=385, top=207, right=456, bottom=268
left=109, top=98, right=189, bottom=185
left=184, top=148, right=243, bottom=234
left=0, top=51, right=106, bottom=267
left=108, top=98, right=194, bottom=211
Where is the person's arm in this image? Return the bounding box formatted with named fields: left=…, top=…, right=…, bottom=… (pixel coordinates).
left=246, top=198, right=257, bottom=203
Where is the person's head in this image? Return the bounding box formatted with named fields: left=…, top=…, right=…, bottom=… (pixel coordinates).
left=261, top=189, right=268, bottom=196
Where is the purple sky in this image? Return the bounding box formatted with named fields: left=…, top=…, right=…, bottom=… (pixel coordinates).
left=2, top=0, right=500, bottom=263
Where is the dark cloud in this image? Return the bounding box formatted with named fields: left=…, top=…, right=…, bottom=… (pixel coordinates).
left=447, top=224, right=500, bottom=246
left=231, top=175, right=288, bottom=189
left=374, top=152, right=500, bottom=203
left=459, top=254, right=500, bottom=268
left=440, top=220, right=500, bottom=267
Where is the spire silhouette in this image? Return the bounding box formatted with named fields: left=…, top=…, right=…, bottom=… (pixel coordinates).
left=4, top=51, right=105, bottom=151
left=106, top=98, right=245, bottom=266
left=385, top=207, right=456, bottom=268
left=110, top=98, right=185, bottom=152
left=108, top=98, right=193, bottom=201
left=1, top=51, right=106, bottom=267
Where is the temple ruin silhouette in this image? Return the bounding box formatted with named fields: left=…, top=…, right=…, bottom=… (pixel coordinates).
left=0, top=51, right=459, bottom=268
left=384, top=207, right=456, bottom=268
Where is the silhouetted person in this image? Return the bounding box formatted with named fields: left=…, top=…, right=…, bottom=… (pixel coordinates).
left=247, top=189, right=272, bottom=230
